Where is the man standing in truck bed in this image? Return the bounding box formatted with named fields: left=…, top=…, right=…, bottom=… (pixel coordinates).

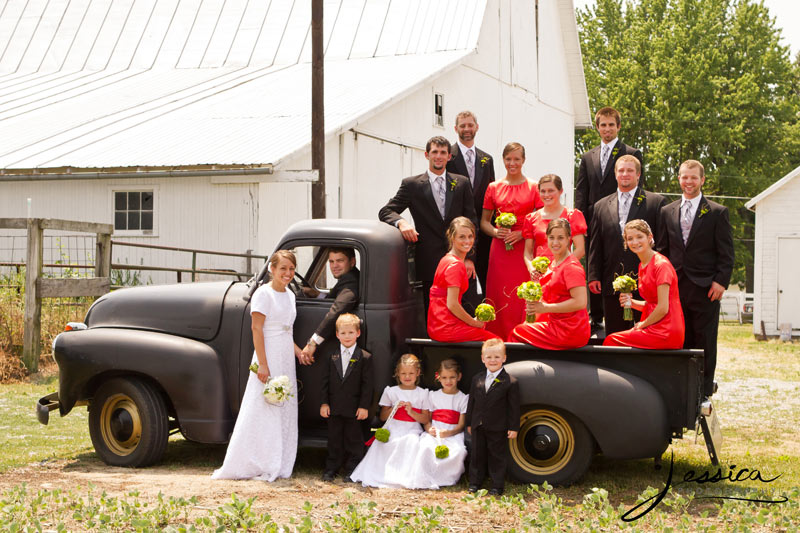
left=379, top=135, right=477, bottom=315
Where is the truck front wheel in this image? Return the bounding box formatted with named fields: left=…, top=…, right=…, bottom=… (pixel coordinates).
left=88, top=378, right=168, bottom=467
left=509, top=406, right=594, bottom=486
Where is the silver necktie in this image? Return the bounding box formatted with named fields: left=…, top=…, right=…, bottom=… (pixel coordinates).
left=466, top=150, right=476, bottom=184
left=436, top=175, right=446, bottom=218
left=601, top=144, right=611, bottom=175
left=681, top=201, right=693, bottom=244
left=619, top=192, right=631, bottom=234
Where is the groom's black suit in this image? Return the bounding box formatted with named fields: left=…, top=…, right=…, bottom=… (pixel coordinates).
left=379, top=171, right=477, bottom=311
left=657, top=196, right=734, bottom=395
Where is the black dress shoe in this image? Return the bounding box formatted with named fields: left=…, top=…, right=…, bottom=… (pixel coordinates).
left=342, top=472, right=357, bottom=483
left=488, top=488, right=503, bottom=496
left=468, top=485, right=479, bottom=493
left=322, top=471, right=336, bottom=482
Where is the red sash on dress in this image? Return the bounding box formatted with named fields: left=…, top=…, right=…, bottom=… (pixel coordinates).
left=429, top=288, right=448, bottom=298
left=432, top=409, right=460, bottom=424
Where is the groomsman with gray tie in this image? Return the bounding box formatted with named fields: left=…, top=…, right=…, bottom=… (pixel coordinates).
left=657, top=160, right=734, bottom=397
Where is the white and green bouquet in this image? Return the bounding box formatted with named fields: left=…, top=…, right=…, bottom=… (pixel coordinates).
left=263, top=375, right=294, bottom=406
left=474, top=303, right=496, bottom=322
left=530, top=256, right=550, bottom=275
left=495, top=212, right=517, bottom=251
left=612, top=275, right=638, bottom=321
left=517, top=281, right=543, bottom=323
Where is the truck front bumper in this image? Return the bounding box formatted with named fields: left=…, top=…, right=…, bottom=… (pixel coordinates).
left=36, top=392, right=60, bottom=425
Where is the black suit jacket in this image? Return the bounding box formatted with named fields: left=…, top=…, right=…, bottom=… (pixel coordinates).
left=320, top=345, right=374, bottom=417
left=448, top=144, right=495, bottom=288
left=466, top=368, right=520, bottom=432
left=378, top=172, right=477, bottom=282
left=588, top=187, right=666, bottom=296
left=314, top=267, right=360, bottom=341
left=576, top=141, right=643, bottom=225
left=657, top=196, right=734, bottom=288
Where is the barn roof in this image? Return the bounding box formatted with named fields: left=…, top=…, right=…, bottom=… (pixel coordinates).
left=745, top=165, right=800, bottom=210
left=0, top=0, right=589, bottom=174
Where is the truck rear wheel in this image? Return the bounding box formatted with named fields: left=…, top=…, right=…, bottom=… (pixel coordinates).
left=509, top=406, right=594, bottom=486
left=88, top=378, right=168, bottom=467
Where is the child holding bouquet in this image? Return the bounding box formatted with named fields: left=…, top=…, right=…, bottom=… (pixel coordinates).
left=603, top=220, right=684, bottom=349
left=412, top=359, right=469, bottom=489
left=508, top=219, right=590, bottom=349
left=427, top=217, right=500, bottom=342
left=350, top=354, right=431, bottom=488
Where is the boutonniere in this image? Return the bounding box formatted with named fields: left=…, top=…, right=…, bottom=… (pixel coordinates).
left=698, top=203, right=710, bottom=218
left=479, top=156, right=490, bottom=167
left=612, top=146, right=619, bottom=159
left=349, top=358, right=357, bottom=364
left=635, top=193, right=645, bottom=206
left=493, top=378, right=501, bottom=385
left=448, top=178, right=457, bottom=191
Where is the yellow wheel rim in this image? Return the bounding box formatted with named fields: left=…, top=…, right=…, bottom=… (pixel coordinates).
left=509, top=409, right=575, bottom=475
left=99, top=393, right=142, bottom=456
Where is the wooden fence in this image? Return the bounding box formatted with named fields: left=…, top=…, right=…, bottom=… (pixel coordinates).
left=0, top=218, right=112, bottom=372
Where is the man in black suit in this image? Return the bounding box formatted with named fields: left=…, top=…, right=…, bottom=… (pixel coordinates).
left=379, top=136, right=477, bottom=313
left=301, top=247, right=360, bottom=362
left=589, top=155, right=666, bottom=336
left=466, top=338, right=520, bottom=496
left=657, top=160, right=734, bottom=397
left=320, top=314, right=373, bottom=481
left=446, top=111, right=495, bottom=298
left=576, top=107, right=644, bottom=330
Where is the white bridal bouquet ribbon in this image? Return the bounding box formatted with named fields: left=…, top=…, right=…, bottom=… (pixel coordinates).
left=263, top=375, right=293, bottom=406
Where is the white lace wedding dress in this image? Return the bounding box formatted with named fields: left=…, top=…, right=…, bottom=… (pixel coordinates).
left=212, top=284, right=297, bottom=481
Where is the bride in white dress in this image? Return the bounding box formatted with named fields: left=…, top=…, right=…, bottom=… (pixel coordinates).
left=212, top=250, right=307, bottom=481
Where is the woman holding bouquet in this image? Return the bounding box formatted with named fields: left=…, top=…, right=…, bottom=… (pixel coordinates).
left=508, top=219, right=590, bottom=349
left=523, top=174, right=586, bottom=277
left=603, top=220, right=684, bottom=349
left=481, top=142, right=543, bottom=338
left=212, top=250, right=308, bottom=481
left=428, top=217, right=500, bottom=342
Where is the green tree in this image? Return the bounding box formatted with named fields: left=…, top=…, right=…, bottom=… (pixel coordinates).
left=576, top=0, right=800, bottom=287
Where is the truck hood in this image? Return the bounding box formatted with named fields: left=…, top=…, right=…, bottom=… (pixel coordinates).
left=85, top=281, right=235, bottom=341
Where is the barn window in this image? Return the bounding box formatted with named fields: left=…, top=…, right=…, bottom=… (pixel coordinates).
left=434, top=92, right=444, bottom=127
left=114, top=191, right=154, bottom=233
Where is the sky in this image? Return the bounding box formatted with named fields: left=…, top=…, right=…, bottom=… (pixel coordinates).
left=573, top=0, right=800, bottom=57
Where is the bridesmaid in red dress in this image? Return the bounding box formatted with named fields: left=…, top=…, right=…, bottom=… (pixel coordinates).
left=522, top=174, right=587, bottom=280
left=603, top=220, right=685, bottom=349
left=480, top=142, right=543, bottom=339
left=508, top=218, right=590, bottom=349
left=428, top=217, right=500, bottom=342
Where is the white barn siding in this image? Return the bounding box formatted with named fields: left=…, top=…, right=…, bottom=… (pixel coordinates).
left=0, top=176, right=259, bottom=284
left=752, top=175, right=800, bottom=336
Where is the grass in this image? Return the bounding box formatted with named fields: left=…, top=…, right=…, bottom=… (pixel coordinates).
left=1, top=324, right=798, bottom=530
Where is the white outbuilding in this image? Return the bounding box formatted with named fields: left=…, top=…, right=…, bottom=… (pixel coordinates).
left=0, top=0, right=591, bottom=283
left=745, top=165, right=800, bottom=338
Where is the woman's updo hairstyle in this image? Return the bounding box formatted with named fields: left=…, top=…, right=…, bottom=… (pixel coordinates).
left=538, top=174, right=563, bottom=191
left=446, top=216, right=476, bottom=248
left=622, top=219, right=655, bottom=249
left=502, top=142, right=526, bottom=159
left=545, top=218, right=571, bottom=237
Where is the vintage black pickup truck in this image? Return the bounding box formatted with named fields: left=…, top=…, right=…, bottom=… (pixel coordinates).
left=37, top=219, right=719, bottom=485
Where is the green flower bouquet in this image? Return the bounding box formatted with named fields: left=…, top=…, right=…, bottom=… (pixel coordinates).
left=612, top=275, right=638, bottom=321
left=517, top=281, right=543, bottom=323
left=474, top=303, right=496, bottom=322
left=434, top=428, right=449, bottom=459
left=495, top=212, right=517, bottom=250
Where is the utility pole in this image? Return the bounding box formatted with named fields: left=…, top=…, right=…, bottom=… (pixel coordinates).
left=311, top=0, right=325, bottom=218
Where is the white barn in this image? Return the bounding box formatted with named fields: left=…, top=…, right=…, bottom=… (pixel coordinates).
left=745, top=165, right=800, bottom=338
left=0, top=0, right=591, bottom=284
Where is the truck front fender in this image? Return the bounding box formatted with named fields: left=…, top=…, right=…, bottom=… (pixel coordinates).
left=505, top=359, right=670, bottom=460
left=53, top=328, right=232, bottom=443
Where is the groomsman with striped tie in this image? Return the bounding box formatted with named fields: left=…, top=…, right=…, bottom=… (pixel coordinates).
left=657, top=160, right=734, bottom=397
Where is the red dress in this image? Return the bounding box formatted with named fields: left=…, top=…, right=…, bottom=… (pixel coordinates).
left=603, top=253, right=685, bottom=349
left=427, top=254, right=500, bottom=342
left=522, top=207, right=587, bottom=261
left=483, top=179, right=543, bottom=339
left=508, top=255, right=590, bottom=349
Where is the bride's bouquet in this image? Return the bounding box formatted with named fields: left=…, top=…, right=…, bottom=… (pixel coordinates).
left=612, top=275, right=638, bottom=321
left=517, top=281, right=543, bottom=323
left=263, top=375, right=294, bottom=406
left=495, top=212, right=517, bottom=250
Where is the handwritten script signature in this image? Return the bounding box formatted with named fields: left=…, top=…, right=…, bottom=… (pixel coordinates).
left=621, top=451, right=787, bottom=522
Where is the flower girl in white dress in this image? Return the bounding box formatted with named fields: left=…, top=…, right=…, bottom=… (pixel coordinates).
left=412, top=358, right=469, bottom=488
left=212, top=250, right=307, bottom=481
left=349, top=354, right=430, bottom=488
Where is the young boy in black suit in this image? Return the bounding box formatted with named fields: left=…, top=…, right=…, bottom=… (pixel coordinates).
left=320, top=314, right=374, bottom=482
left=466, top=338, right=520, bottom=495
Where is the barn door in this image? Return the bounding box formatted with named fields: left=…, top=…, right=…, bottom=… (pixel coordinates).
left=777, top=237, right=800, bottom=332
